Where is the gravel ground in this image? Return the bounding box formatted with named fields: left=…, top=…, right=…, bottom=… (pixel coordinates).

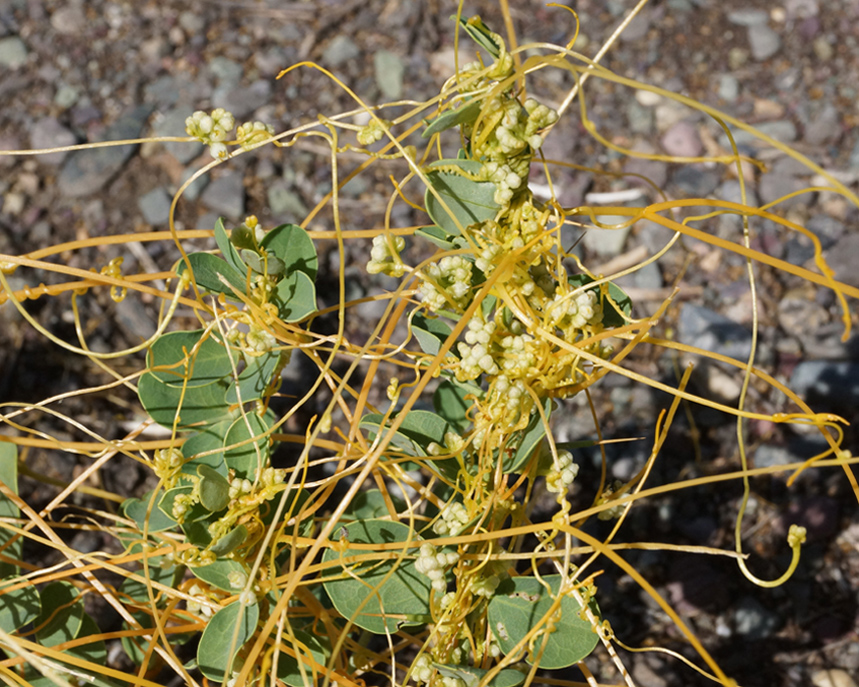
left=1, top=1, right=858, bottom=686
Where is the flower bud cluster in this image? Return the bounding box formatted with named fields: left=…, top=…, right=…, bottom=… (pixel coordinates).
left=185, top=108, right=236, bottom=159
left=153, top=447, right=184, bottom=484
left=357, top=118, right=391, bottom=146
left=498, top=333, right=536, bottom=377
left=427, top=431, right=465, bottom=457
left=412, top=655, right=433, bottom=684
left=419, top=256, right=473, bottom=312
left=172, top=492, right=195, bottom=521
left=432, top=501, right=470, bottom=536
left=186, top=583, right=216, bottom=618
left=415, top=543, right=459, bottom=592
left=229, top=477, right=254, bottom=500
left=484, top=160, right=524, bottom=206
left=367, top=234, right=406, bottom=277
left=488, top=375, right=531, bottom=427
left=456, top=315, right=500, bottom=380
left=547, top=288, right=603, bottom=332
left=475, top=242, right=502, bottom=275
left=246, top=324, right=277, bottom=354
left=545, top=450, right=579, bottom=494
left=236, top=121, right=275, bottom=150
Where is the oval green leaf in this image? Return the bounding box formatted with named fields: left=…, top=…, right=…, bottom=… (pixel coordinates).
left=276, top=629, right=332, bottom=687
left=123, top=489, right=176, bottom=533
left=0, top=442, right=21, bottom=578
left=322, top=519, right=431, bottom=634
left=425, top=159, right=499, bottom=236
left=0, top=575, right=40, bottom=633
left=197, top=600, right=260, bottom=681
left=223, top=412, right=272, bottom=478
left=147, top=329, right=233, bottom=388
left=198, top=464, right=231, bottom=512
left=487, top=575, right=600, bottom=669
left=215, top=217, right=250, bottom=276
left=422, top=99, right=482, bottom=139
left=209, top=524, right=247, bottom=557
left=138, top=372, right=231, bottom=429
left=274, top=270, right=317, bottom=323
left=192, top=559, right=250, bottom=592
left=262, top=223, right=318, bottom=280
left=178, top=251, right=248, bottom=297
left=226, top=350, right=281, bottom=404
left=412, top=313, right=455, bottom=357
left=34, top=581, right=83, bottom=646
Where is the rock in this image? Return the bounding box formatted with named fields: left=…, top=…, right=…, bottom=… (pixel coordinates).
left=0, top=36, right=27, bottom=68
left=374, top=50, right=405, bottom=100
left=824, top=233, right=859, bottom=288
left=138, top=188, right=172, bottom=226
left=324, top=36, right=360, bottom=67
left=152, top=108, right=203, bottom=164
left=678, top=305, right=752, bottom=360
left=625, top=100, right=654, bottom=135
left=805, top=104, right=841, bottom=146
left=812, top=669, right=859, bottom=687
left=54, top=83, right=80, bottom=109
left=624, top=157, right=668, bottom=189
left=813, top=35, right=834, bottom=60
left=212, top=79, right=272, bottom=119
left=57, top=105, right=154, bottom=197
left=177, top=167, right=209, bottom=202
left=753, top=436, right=830, bottom=471
left=114, top=296, right=156, bottom=343
left=727, top=9, right=769, bottom=26
left=267, top=180, right=308, bottom=220
left=618, top=8, right=651, bottom=41
left=733, top=596, right=780, bottom=639
left=208, top=56, right=244, bottom=88
left=50, top=6, right=86, bottom=35
left=661, top=120, right=702, bottom=157
left=178, top=11, right=206, bottom=35
left=583, top=215, right=631, bottom=257
left=791, top=361, right=859, bottom=408
left=780, top=495, right=840, bottom=541
left=718, top=74, right=740, bottom=102
left=201, top=170, right=245, bottom=219
left=670, top=165, right=721, bottom=197
left=748, top=25, right=781, bottom=61
left=778, top=294, right=828, bottom=340
left=757, top=173, right=811, bottom=210
left=29, top=117, right=77, bottom=165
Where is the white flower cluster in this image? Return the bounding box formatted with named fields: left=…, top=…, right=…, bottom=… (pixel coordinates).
left=427, top=430, right=465, bottom=457
left=185, top=108, right=236, bottom=159
left=172, top=492, right=195, bottom=521
left=474, top=242, right=501, bottom=275
left=491, top=376, right=530, bottom=425
left=470, top=569, right=502, bottom=599
left=229, top=477, right=254, bottom=500
left=411, top=655, right=434, bottom=685
left=236, top=121, right=275, bottom=150
left=498, top=333, right=536, bottom=377
left=547, top=288, right=603, bottom=331
left=186, top=583, right=215, bottom=618
left=415, top=543, right=459, bottom=592
left=483, top=160, right=524, bottom=206
left=419, top=256, right=473, bottom=312
left=246, top=325, right=277, bottom=354
left=545, top=450, right=579, bottom=494
left=367, top=234, right=406, bottom=277
left=456, top=316, right=499, bottom=379
left=432, top=501, right=470, bottom=536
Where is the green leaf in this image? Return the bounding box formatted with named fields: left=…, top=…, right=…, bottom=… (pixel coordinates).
left=502, top=397, right=554, bottom=474
left=192, top=559, right=250, bottom=592
left=226, top=350, right=281, bottom=404
left=179, top=251, right=248, bottom=297
left=488, top=575, right=600, bottom=669
left=425, top=159, right=499, bottom=236
left=433, top=380, right=474, bottom=433
left=274, top=270, right=317, bottom=323
left=0, top=441, right=21, bottom=577
left=138, top=372, right=232, bottom=429
left=432, top=663, right=526, bottom=687
left=414, top=225, right=458, bottom=250
left=0, top=575, right=40, bottom=633
left=412, top=313, right=454, bottom=356
left=197, top=600, right=260, bottom=681
left=198, top=464, right=231, bottom=512
left=159, top=485, right=209, bottom=524
left=120, top=564, right=181, bottom=605
left=71, top=612, right=109, bottom=665
left=276, top=628, right=332, bottom=687
left=34, top=581, right=83, bottom=647
left=215, top=217, right=250, bottom=275
left=340, top=489, right=404, bottom=522
left=456, top=15, right=502, bottom=58
left=180, top=423, right=230, bottom=477
left=360, top=410, right=451, bottom=457
left=568, top=274, right=633, bottom=328
left=147, top=329, right=234, bottom=387
left=182, top=518, right=213, bottom=548
left=228, top=223, right=258, bottom=252
left=223, top=412, right=273, bottom=478
left=123, top=490, right=176, bottom=533
left=209, top=525, right=248, bottom=557
left=262, top=223, right=318, bottom=281
left=240, top=249, right=285, bottom=276
left=322, top=519, right=431, bottom=634
left=422, top=99, right=483, bottom=139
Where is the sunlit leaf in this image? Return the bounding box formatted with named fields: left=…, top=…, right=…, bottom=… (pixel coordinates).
left=197, top=600, right=260, bottom=680
left=226, top=350, right=281, bottom=404
left=274, top=270, right=317, bottom=323
left=0, top=575, right=40, bottom=633
left=192, top=559, right=250, bottom=592
left=198, top=464, right=231, bottom=512
left=276, top=629, right=332, bottom=687
left=422, top=99, right=482, bottom=139
left=412, top=313, right=454, bottom=356
left=123, top=489, right=176, bottom=533
left=147, top=329, right=233, bottom=388
left=215, top=217, right=250, bottom=275
left=178, top=251, right=247, bottom=297
left=0, top=442, right=21, bottom=577
left=488, top=575, right=599, bottom=669
left=262, top=223, right=318, bottom=280
left=502, top=397, right=554, bottom=474
left=456, top=15, right=502, bottom=58
left=322, top=519, right=431, bottom=634
left=137, top=372, right=232, bottom=430
left=425, top=159, right=499, bottom=236
left=223, top=412, right=273, bottom=478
